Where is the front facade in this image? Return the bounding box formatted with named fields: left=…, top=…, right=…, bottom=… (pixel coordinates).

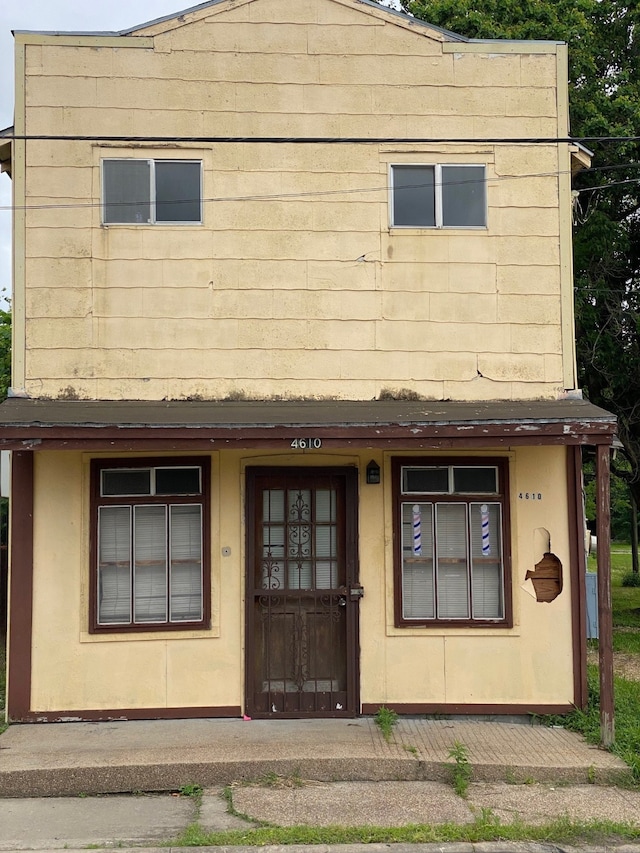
left=0, top=0, right=615, bottom=722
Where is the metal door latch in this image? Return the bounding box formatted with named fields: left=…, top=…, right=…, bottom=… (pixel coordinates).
left=349, top=584, right=364, bottom=601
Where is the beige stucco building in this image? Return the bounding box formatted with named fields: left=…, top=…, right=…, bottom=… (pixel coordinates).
left=0, top=0, right=615, bottom=722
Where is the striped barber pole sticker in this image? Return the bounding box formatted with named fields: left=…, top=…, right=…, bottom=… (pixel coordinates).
left=412, top=504, right=422, bottom=556
left=481, top=503, right=491, bottom=556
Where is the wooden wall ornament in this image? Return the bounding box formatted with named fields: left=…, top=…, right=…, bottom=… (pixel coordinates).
left=525, top=552, right=563, bottom=602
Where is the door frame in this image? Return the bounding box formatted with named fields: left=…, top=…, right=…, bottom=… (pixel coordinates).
left=244, top=465, right=360, bottom=718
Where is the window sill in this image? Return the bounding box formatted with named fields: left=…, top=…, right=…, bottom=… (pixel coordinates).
left=80, top=625, right=219, bottom=643
left=387, top=623, right=517, bottom=637
left=388, top=226, right=488, bottom=234
left=101, top=222, right=203, bottom=228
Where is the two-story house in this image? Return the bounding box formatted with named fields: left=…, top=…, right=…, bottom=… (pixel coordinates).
left=0, top=0, right=615, bottom=723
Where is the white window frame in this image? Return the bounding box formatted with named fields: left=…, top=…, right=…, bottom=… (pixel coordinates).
left=101, top=158, right=203, bottom=225
left=389, top=163, right=487, bottom=229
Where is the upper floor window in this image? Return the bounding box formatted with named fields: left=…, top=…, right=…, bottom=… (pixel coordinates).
left=390, top=164, right=486, bottom=228
left=102, top=159, right=202, bottom=224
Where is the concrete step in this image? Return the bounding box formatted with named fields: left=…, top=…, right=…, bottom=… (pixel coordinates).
left=0, top=717, right=631, bottom=797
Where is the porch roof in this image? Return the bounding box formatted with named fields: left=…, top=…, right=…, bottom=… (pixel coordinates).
left=0, top=397, right=616, bottom=451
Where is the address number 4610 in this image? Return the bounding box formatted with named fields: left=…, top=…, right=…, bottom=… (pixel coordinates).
left=291, top=438, right=323, bottom=449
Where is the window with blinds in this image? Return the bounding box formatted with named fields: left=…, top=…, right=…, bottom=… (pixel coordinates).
left=394, top=459, right=509, bottom=626
left=91, top=459, right=210, bottom=632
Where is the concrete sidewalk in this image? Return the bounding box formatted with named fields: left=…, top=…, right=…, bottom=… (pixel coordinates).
left=0, top=716, right=631, bottom=798
left=1, top=781, right=640, bottom=851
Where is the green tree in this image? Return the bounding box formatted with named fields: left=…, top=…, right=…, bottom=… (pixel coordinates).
left=584, top=458, right=634, bottom=543
left=401, top=0, right=640, bottom=522
left=0, top=306, right=10, bottom=402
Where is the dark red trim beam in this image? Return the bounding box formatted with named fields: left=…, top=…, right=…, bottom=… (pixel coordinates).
left=7, top=451, right=34, bottom=720
left=596, top=444, right=615, bottom=746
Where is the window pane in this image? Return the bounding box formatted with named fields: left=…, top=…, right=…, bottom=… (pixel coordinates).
left=315, top=489, right=336, bottom=523
left=262, top=490, right=285, bottom=589
left=102, top=469, right=151, bottom=496
left=453, top=467, right=498, bottom=494
left=262, top=523, right=285, bottom=588
left=289, top=488, right=311, bottom=523
left=134, top=506, right=167, bottom=622
left=393, top=166, right=435, bottom=226
left=287, top=489, right=312, bottom=589
left=401, top=502, right=434, bottom=618
left=441, top=166, right=486, bottom=227
left=470, top=503, right=504, bottom=618
left=98, top=506, right=132, bottom=624
left=155, top=161, right=201, bottom=222
left=170, top=505, right=203, bottom=621
left=288, top=561, right=313, bottom=589
left=403, top=466, right=449, bottom=494
left=315, top=525, right=337, bottom=588
left=263, top=489, right=285, bottom=523
left=436, top=503, right=469, bottom=618
left=156, top=467, right=201, bottom=495
left=103, top=159, right=151, bottom=224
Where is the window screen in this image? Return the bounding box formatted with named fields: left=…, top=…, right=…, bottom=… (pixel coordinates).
left=103, top=160, right=151, bottom=224
left=103, top=159, right=202, bottom=224
left=441, top=166, right=486, bottom=227
left=391, top=164, right=486, bottom=228
left=155, top=161, right=201, bottom=223
left=392, top=166, right=435, bottom=227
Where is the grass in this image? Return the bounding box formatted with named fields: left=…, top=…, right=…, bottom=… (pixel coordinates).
left=548, top=665, right=640, bottom=781
left=447, top=740, right=472, bottom=798
left=257, top=770, right=304, bottom=788
left=572, top=548, right=640, bottom=780
left=612, top=556, right=640, bottom=629
left=179, top=783, right=204, bottom=802
left=167, top=815, right=640, bottom=848
left=589, top=548, right=640, bottom=628
left=374, top=705, right=398, bottom=742
left=613, top=631, right=640, bottom=654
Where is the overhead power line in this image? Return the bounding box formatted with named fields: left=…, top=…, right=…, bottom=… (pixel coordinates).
left=1, top=162, right=639, bottom=214
left=3, top=133, right=640, bottom=144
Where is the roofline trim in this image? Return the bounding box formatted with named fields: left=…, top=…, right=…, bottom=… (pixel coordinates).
left=11, top=0, right=564, bottom=47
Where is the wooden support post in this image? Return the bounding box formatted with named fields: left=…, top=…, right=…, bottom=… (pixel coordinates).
left=7, top=451, right=34, bottom=721
left=596, top=443, right=615, bottom=747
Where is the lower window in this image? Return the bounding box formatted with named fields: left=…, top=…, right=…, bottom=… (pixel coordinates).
left=393, top=458, right=510, bottom=626
left=90, top=458, right=211, bottom=632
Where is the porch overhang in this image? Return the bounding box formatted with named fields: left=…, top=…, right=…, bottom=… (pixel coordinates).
left=0, top=397, right=616, bottom=451
left=0, top=125, right=12, bottom=178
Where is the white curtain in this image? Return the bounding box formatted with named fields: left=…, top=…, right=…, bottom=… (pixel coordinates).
left=170, top=504, right=203, bottom=621
left=133, top=505, right=167, bottom=623
left=98, top=505, right=132, bottom=624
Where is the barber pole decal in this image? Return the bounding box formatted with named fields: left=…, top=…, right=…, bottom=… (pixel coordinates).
left=481, top=504, right=491, bottom=556
left=412, top=504, right=422, bottom=556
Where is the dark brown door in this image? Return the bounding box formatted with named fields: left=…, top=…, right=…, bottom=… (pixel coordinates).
left=245, top=467, right=359, bottom=718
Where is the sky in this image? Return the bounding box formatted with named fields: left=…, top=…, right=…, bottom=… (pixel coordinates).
left=0, top=0, right=402, bottom=299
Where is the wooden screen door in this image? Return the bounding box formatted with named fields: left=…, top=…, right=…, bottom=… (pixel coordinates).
left=245, top=467, right=360, bottom=718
